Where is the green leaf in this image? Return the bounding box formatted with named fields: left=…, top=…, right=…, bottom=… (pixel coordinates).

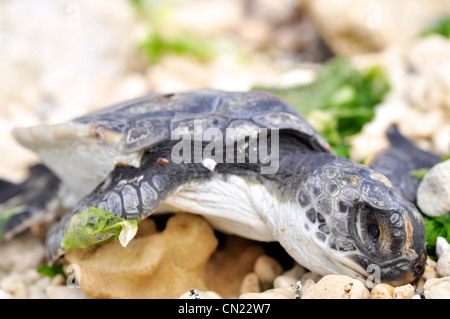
left=139, top=30, right=213, bottom=64
left=421, top=16, right=450, bottom=38
left=37, top=264, right=65, bottom=279
left=423, top=213, right=450, bottom=259
left=411, top=168, right=430, bottom=180
left=61, top=207, right=139, bottom=250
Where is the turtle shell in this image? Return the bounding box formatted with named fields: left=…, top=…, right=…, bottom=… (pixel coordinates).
left=12, top=89, right=330, bottom=197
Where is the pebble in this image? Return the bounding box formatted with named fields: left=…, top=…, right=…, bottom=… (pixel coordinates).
left=301, top=275, right=370, bottom=299
left=0, top=231, right=46, bottom=273
left=437, top=250, right=450, bottom=277
left=300, top=271, right=322, bottom=284
left=239, top=272, right=261, bottom=295
left=301, top=278, right=317, bottom=292
left=239, top=288, right=292, bottom=299
left=423, top=277, right=450, bottom=299
left=273, top=275, right=298, bottom=295
left=46, top=286, right=89, bottom=299
left=393, top=284, right=415, bottom=299
left=28, top=276, right=51, bottom=299
left=282, top=263, right=307, bottom=279
left=369, top=283, right=394, bottom=299
left=204, top=236, right=264, bottom=298
left=179, top=290, right=222, bottom=299
left=417, top=160, right=450, bottom=217
left=50, top=274, right=67, bottom=286
left=253, top=255, right=283, bottom=290
left=436, top=236, right=450, bottom=260
left=0, top=273, right=28, bottom=298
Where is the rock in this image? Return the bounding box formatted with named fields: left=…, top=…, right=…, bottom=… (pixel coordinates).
left=423, top=277, right=450, bottom=299
left=417, top=160, right=450, bottom=217
left=301, top=278, right=316, bottom=292
left=300, top=271, right=322, bottom=284
left=437, top=250, right=450, bottom=277
left=179, top=290, right=222, bottom=299
left=282, top=263, right=307, bottom=279
left=65, top=214, right=219, bottom=299
left=273, top=275, right=298, bottom=295
left=253, top=255, right=283, bottom=290
left=303, top=0, right=450, bottom=56
left=369, top=283, right=394, bottom=299
left=436, top=236, right=450, bottom=260
left=301, top=275, right=370, bottom=299
left=239, top=273, right=261, bottom=295
left=393, top=284, right=415, bottom=299
left=239, top=288, right=292, bottom=299
left=204, top=236, right=265, bottom=298
left=0, top=231, right=46, bottom=273
left=27, top=276, right=51, bottom=299
left=50, top=274, right=66, bottom=287
left=0, top=273, right=28, bottom=298
left=46, top=286, right=89, bottom=299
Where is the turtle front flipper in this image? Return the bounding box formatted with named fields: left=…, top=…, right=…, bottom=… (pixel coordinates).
left=0, top=164, right=62, bottom=241
left=45, top=144, right=213, bottom=263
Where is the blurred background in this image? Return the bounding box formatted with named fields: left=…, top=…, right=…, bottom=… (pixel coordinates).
left=1, top=0, right=450, bottom=182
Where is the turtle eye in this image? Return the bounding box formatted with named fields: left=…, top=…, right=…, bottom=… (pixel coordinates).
left=368, top=224, right=380, bottom=243
left=356, top=205, right=382, bottom=251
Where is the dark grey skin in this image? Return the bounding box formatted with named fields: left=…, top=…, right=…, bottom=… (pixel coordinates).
left=6, top=90, right=427, bottom=286
left=369, top=125, right=441, bottom=203
left=0, top=165, right=61, bottom=241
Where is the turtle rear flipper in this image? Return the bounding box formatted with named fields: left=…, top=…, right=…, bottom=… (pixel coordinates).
left=0, top=164, right=62, bottom=241
left=369, top=125, right=441, bottom=203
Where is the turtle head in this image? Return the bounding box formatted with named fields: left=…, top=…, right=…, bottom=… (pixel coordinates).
left=292, top=155, right=426, bottom=286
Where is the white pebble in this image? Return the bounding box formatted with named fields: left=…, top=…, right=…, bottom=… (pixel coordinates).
left=437, top=250, right=450, bottom=277
left=417, top=160, right=450, bottom=217
left=301, top=275, right=370, bottom=299
left=436, top=236, right=450, bottom=260
left=423, top=277, right=450, bottom=299
left=300, top=271, right=322, bottom=284
left=282, top=263, right=306, bottom=279
left=239, top=288, right=292, bottom=299
left=28, top=276, right=51, bottom=299
left=179, top=290, right=222, bottom=299
left=240, top=272, right=261, bottom=295
left=0, top=274, right=28, bottom=298
left=0, top=232, right=46, bottom=273
left=273, top=275, right=297, bottom=294
left=393, top=284, right=415, bottom=299
left=253, top=255, right=283, bottom=289
left=46, top=286, right=89, bottom=299
left=370, top=283, right=394, bottom=299
left=50, top=274, right=67, bottom=286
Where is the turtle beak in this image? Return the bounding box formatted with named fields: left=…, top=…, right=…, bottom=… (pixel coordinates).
left=377, top=206, right=427, bottom=286
left=350, top=199, right=427, bottom=287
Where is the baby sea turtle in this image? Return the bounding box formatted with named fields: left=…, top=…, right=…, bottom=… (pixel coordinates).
left=7, top=89, right=426, bottom=286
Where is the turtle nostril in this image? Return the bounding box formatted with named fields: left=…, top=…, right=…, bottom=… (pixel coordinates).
left=414, top=262, right=423, bottom=275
